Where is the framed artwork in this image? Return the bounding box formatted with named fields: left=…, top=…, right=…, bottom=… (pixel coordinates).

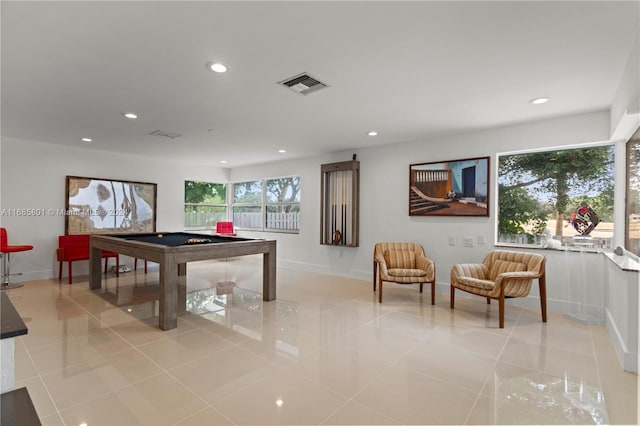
left=409, top=156, right=489, bottom=216
left=65, top=176, right=157, bottom=235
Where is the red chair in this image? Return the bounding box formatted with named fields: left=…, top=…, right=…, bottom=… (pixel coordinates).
left=57, top=235, right=119, bottom=284
left=134, top=258, right=148, bottom=274
left=0, top=228, right=34, bottom=289
left=216, top=221, right=236, bottom=236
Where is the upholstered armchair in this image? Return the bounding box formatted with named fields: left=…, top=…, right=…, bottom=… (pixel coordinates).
left=373, top=242, right=436, bottom=304
left=450, top=250, right=546, bottom=328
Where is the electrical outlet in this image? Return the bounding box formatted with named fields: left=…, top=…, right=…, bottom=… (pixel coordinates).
left=448, top=236, right=455, bottom=246
left=463, top=237, right=474, bottom=247
left=477, top=234, right=485, bottom=245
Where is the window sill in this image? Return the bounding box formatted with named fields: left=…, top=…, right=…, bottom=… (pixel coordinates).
left=496, top=242, right=640, bottom=272
left=495, top=242, right=603, bottom=254
left=237, top=228, right=299, bottom=235
left=603, top=251, right=640, bottom=272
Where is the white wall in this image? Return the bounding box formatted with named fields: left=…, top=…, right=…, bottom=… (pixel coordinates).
left=232, top=110, right=611, bottom=304
left=0, top=111, right=616, bottom=290
left=610, top=35, right=640, bottom=138
left=0, top=136, right=228, bottom=280
left=2, top=110, right=610, bottom=289
left=605, top=258, right=639, bottom=372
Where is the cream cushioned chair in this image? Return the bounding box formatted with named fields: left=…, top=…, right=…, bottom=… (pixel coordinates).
left=373, top=242, right=435, bottom=304
left=450, top=250, right=546, bottom=328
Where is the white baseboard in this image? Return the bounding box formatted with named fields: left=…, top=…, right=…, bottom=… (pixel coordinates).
left=605, top=307, right=638, bottom=373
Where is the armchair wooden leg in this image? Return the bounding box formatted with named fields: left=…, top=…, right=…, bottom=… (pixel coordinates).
left=431, top=281, right=435, bottom=305
left=450, top=285, right=455, bottom=309
left=379, top=278, right=383, bottom=303
left=68, top=261, right=73, bottom=285
left=419, top=283, right=423, bottom=293
left=499, top=296, right=505, bottom=328
left=539, top=275, right=547, bottom=323
left=373, top=261, right=377, bottom=292
left=487, top=298, right=491, bottom=304
left=58, top=262, right=62, bottom=280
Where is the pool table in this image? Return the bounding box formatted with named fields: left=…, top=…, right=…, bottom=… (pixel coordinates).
left=89, top=232, right=276, bottom=330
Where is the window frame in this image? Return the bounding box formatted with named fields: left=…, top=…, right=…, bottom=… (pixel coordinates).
left=625, top=128, right=640, bottom=256
left=232, top=176, right=301, bottom=233
left=184, top=180, right=228, bottom=230
left=495, top=141, right=616, bottom=251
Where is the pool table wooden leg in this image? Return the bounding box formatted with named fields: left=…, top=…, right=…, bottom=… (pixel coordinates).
left=263, top=241, right=276, bottom=301
left=159, top=258, right=178, bottom=330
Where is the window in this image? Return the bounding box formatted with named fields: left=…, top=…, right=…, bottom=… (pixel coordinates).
left=266, top=177, right=300, bottom=230
left=233, top=177, right=300, bottom=232
left=184, top=181, right=227, bottom=228
left=497, top=144, right=615, bottom=249
left=233, top=180, right=263, bottom=229
left=626, top=128, right=640, bottom=256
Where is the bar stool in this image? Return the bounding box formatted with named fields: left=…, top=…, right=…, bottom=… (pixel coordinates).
left=0, top=228, right=33, bottom=290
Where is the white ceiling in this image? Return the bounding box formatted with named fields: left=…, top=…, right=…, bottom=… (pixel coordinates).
left=2, top=1, right=639, bottom=167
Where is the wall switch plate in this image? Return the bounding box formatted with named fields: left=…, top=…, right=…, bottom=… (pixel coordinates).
left=477, top=235, right=485, bottom=245
left=448, top=236, right=455, bottom=246
left=463, top=237, right=474, bottom=247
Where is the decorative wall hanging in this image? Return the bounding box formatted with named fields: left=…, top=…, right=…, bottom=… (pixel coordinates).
left=409, top=156, right=489, bottom=216
left=65, top=176, right=157, bottom=235
left=320, top=160, right=360, bottom=246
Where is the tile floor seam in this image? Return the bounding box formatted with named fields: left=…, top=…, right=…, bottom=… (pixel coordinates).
left=54, top=370, right=167, bottom=414
left=321, top=361, right=406, bottom=425
left=317, top=399, right=353, bottom=425
left=33, top=374, right=64, bottom=423
left=294, top=365, right=402, bottom=425
left=205, top=367, right=350, bottom=425
left=284, top=342, right=394, bottom=401
left=161, top=369, right=238, bottom=426
left=161, top=346, right=295, bottom=413
left=391, top=352, right=493, bottom=397
left=28, top=344, right=137, bottom=377
left=462, top=306, right=517, bottom=425
left=56, top=283, right=142, bottom=353
left=588, top=325, right=617, bottom=423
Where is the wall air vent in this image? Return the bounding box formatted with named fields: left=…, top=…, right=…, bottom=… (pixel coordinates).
left=278, top=72, right=328, bottom=95
left=149, top=130, right=182, bottom=139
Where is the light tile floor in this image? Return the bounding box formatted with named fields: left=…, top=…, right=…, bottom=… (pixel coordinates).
left=6, top=256, right=638, bottom=425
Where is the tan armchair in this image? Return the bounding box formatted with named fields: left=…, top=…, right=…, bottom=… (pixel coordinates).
left=450, top=250, right=546, bottom=328
left=373, top=242, right=436, bottom=304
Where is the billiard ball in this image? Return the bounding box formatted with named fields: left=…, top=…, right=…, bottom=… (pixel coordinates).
left=158, top=234, right=163, bottom=238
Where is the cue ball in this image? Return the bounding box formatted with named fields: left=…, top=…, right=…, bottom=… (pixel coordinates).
left=158, top=234, right=163, bottom=238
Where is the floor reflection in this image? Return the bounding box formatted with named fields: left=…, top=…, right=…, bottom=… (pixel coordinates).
left=186, top=284, right=304, bottom=359
left=494, top=371, right=609, bottom=424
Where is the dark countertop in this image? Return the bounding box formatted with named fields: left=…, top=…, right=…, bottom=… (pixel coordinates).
left=1, top=387, right=41, bottom=426
left=1, top=292, right=28, bottom=339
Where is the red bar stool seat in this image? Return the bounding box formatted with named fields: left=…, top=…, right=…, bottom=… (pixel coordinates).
left=0, top=228, right=33, bottom=290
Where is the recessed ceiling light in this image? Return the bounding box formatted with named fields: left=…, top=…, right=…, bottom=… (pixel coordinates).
left=367, top=131, right=378, bottom=136
left=123, top=112, right=138, bottom=119
left=529, top=97, right=549, bottom=105
left=278, top=149, right=286, bottom=153
left=207, top=62, right=227, bottom=73
left=81, top=137, right=93, bottom=142
left=220, top=160, right=228, bottom=164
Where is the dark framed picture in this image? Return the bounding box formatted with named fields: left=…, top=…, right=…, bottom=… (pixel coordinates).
left=409, top=156, right=489, bottom=216
left=65, top=176, right=157, bottom=235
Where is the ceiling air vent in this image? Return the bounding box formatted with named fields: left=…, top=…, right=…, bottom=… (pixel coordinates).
left=278, top=72, right=328, bottom=95
left=149, top=130, right=182, bottom=139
